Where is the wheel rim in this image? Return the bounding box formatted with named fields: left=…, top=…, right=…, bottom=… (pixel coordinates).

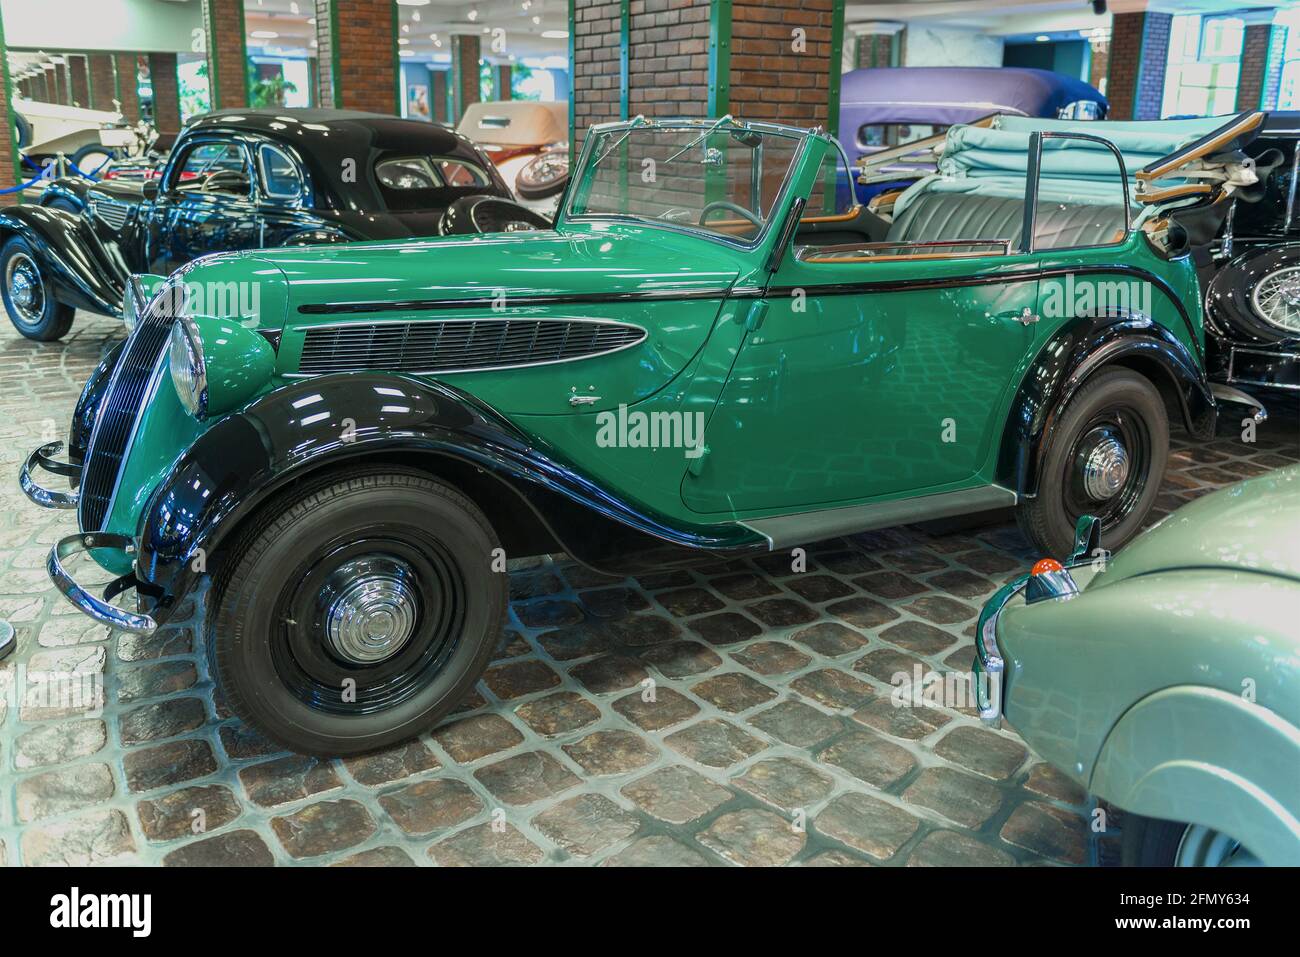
left=1251, top=266, right=1300, bottom=334
left=269, top=530, right=466, bottom=715
left=5, top=251, right=45, bottom=327
left=1061, top=408, right=1151, bottom=534
left=1175, top=825, right=1262, bottom=867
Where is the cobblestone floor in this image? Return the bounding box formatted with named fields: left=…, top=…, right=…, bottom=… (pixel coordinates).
left=1, top=312, right=1296, bottom=867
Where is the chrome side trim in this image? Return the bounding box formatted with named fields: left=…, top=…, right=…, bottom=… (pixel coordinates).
left=48, top=532, right=156, bottom=634
left=739, top=484, right=1018, bottom=550
left=20, top=441, right=80, bottom=509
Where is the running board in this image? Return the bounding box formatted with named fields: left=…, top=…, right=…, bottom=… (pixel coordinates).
left=739, top=485, right=1019, bottom=550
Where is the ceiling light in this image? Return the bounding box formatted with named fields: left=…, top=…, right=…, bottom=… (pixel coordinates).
left=541, top=30, right=569, bottom=39
left=532, top=15, right=540, bottom=24
left=412, top=10, right=420, bottom=21
left=289, top=1, right=299, bottom=13
left=1035, top=34, right=1050, bottom=42
left=467, top=8, right=479, bottom=21
left=398, top=38, right=410, bottom=44
left=395, top=0, right=430, bottom=5
left=251, top=31, right=279, bottom=39
left=399, top=49, right=413, bottom=57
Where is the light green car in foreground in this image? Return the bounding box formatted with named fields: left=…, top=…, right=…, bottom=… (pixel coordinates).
left=978, top=464, right=1300, bottom=866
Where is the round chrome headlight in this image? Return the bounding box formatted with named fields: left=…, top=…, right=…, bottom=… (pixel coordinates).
left=169, top=316, right=207, bottom=419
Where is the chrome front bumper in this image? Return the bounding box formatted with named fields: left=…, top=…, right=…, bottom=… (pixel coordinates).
left=973, top=574, right=1027, bottom=728
left=49, top=532, right=156, bottom=634
left=19, top=441, right=80, bottom=509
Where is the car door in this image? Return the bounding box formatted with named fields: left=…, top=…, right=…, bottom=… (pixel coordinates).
left=145, top=138, right=262, bottom=274
left=252, top=140, right=325, bottom=247
left=683, top=160, right=1042, bottom=515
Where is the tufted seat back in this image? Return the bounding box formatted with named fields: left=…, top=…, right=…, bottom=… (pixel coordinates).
left=885, top=191, right=1128, bottom=251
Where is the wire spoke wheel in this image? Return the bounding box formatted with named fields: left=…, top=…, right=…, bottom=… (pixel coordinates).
left=1251, top=265, right=1300, bottom=334
left=5, top=251, right=46, bottom=328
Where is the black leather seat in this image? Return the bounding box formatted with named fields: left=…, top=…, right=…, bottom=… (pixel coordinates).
left=886, top=191, right=1128, bottom=250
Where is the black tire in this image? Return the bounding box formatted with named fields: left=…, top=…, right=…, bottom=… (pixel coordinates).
left=1017, top=367, right=1168, bottom=557
left=0, top=236, right=75, bottom=341
left=1121, top=814, right=1258, bottom=866
left=70, top=143, right=114, bottom=178
left=13, top=113, right=32, bottom=150
left=207, top=467, right=507, bottom=756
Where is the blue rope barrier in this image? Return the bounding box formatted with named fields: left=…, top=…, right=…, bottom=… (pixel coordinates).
left=3, top=152, right=115, bottom=195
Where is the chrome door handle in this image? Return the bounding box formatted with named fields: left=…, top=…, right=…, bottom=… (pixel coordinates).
left=1009, top=307, right=1039, bottom=326
left=569, top=394, right=600, bottom=406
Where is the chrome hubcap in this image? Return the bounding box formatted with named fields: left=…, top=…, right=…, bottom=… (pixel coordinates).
left=1079, top=432, right=1130, bottom=501
left=6, top=252, right=44, bottom=325
left=1175, top=825, right=1261, bottom=867
left=322, top=556, right=420, bottom=664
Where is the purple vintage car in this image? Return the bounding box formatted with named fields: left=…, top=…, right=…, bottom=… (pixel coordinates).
left=840, top=66, right=1108, bottom=202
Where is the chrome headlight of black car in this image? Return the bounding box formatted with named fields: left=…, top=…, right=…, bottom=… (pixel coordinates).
left=169, top=315, right=208, bottom=419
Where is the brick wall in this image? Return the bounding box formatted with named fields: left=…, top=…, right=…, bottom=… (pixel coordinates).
left=432, top=70, right=448, bottom=123
left=149, top=53, right=182, bottom=130
left=204, top=0, right=249, bottom=109
left=573, top=0, right=624, bottom=146
left=316, top=0, right=398, bottom=114
left=46, top=66, right=61, bottom=105
left=1088, top=33, right=1109, bottom=97
left=453, top=34, right=481, bottom=122
left=1237, top=22, right=1271, bottom=112
left=855, top=33, right=893, bottom=69
left=1262, top=25, right=1285, bottom=110
left=497, top=64, right=513, bottom=100
left=115, top=54, right=141, bottom=121
left=89, top=54, right=118, bottom=112
left=0, top=50, right=16, bottom=204
left=69, top=56, right=90, bottom=108
left=730, top=0, right=833, bottom=128
left=1107, top=11, right=1170, bottom=121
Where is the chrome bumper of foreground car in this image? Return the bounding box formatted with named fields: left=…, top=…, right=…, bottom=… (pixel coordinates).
left=973, top=574, right=1028, bottom=728
left=19, top=441, right=81, bottom=509
left=48, top=532, right=157, bottom=635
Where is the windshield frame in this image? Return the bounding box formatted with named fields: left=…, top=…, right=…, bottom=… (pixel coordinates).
left=558, top=116, right=825, bottom=251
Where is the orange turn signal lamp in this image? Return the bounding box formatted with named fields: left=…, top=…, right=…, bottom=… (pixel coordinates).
left=1024, top=556, right=1078, bottom=605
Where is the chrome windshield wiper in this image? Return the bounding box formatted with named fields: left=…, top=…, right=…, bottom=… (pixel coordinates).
left=664, top=114, right=735, bottom=164
left=593, top=115, right=650, bottom=166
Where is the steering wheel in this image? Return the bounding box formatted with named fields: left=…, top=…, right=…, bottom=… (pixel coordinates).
left=699, top=200, right=761, bottom=228
left=439, top=196, right=553, bottom=236
left=201, top=170, right=250, bottom=194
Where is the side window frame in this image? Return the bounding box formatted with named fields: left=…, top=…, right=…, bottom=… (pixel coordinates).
left=256, top=141, right=308, bottom=204
left=165, top=136, right=255, bottom=200
left=1021, top=130, right=1132, bottom=254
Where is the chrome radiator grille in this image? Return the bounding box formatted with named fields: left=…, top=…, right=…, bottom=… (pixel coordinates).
left=297, top=318, right=646, bottom=375
left=78, top=303, right=172, bottom=532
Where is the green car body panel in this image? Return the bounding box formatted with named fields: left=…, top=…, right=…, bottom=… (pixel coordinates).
left=989, top=464, right=1300, bottom=866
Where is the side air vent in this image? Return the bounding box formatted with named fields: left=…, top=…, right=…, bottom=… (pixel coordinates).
left=297, top=318, right=646, bottom=375
left=88, top=197, right=131, bottom=231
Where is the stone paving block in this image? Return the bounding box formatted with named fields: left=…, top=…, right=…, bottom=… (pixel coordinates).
left=562, top=729, right=658, bottom=776
left=664, top=719, right=766, bottom=769
left=123, top=739, right=218, bottom=793
left=784, top=574, right=854, bottom=603
left=136, top=784, right=242, bottom=842
left=732, top=757, right=834, bottom=813
left=710, top=573, right=780, bottom=601
left=1000, top=801, right=1089, bottom=865
left=655, top=586, right=726, bottom=617
left=744, top=597, right=818, bottom=629
left=532, top=793, right=639, bottom=857
left=791, top=621, right=869, bottom=657
left=729, top=640, right=811, bottom=675
left=332, top=846, right=418, bottom=867
left=514, top=599, right=583, bottom=629
left=686, top=611, right=762, bottom=645
left=378, top=778, right=482, bottom=835
left=13, top=718, right=106, bottom=769
left=116, top=660, right=198, bottom=703
left=749, top=699, right=842, bottom=749
left=827, top=596, right=900, bottom=630
left=813, top=792, right=920, bottom=861
left=612, top=685, right=699, bottom=731
left=802, top=848, right=874, bottom=866
left=853, top=647, right=927, bottom=685
left=432, top=713, right=524, bottom=763
left=536, top=623, right=605, bottom=660
left=482, top=659, right=562, bottom=700
left=342, top=740, right=440, bottom=786
left=118, top=697, right=207, bottom=745
left=850, top=697, right=952, bottom=741
left=217, top=723, right=282, bottom=761
left=817, top=730, right=916, bottom=789
left=579, top=586, right=651, bottom=619
left=878, top=620, right=959, bottom=656
left=600, top=834, right=711, bottom=867
left=569, top=654, right=648, bottom=694
left=514, top=691, right=601, bottom=736
left=902, top=766, right=1004, bottom=828
left=639, top=640, right=722, bottom=678
left=429, top=822, right=545, bottom=866
left=116, top=627, right=193, bottom=662
left=21, top=809, right=137, bottom=866
left=271, top=799, right=377, bottom=859
left=790, top=668, right=876, bottom=711
left=620, top=764, right=732, bottom=824
left=906, top=829, right=1016, bottom=866
left=163, top=829, right=275, bottom=867
left=17, top=762, right=115, bottom=821
left=934, top=725, right=1029, bottom=781
left=474, top=751, right=581, bottom=805
left=1024, top=762, right=1088, bottom=805
left=697, top=808, right=805, bottom=866
left=690, top=672, right=777, bottom=713
left=239, top=754, right=343, bottom=808
left=905, top=595, right=976, bottom=625
left=854, top=570, right=927, bottom=599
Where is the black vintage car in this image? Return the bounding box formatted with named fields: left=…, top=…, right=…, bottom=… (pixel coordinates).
left=0, top=108, right=548, bottom=340
left=1203, top=111, right=1300, bottom=396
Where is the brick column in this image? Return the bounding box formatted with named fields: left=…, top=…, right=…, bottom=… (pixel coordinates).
left=1237, top=23, right=1273, bottom=112
left=203, top=0, right=249, bottom=109
left=431, top=69, right=449, bottom=123
left=496, top=63, right=512, bottom=99
left=0, top=14, right=19, bottom=204
left=314, top=0, right=399, bottom=114
left=89, top=54, right=117, bottom=112
left=854, top=32, right=894, bottom=69
left=1088, top=29, right=1110, bottom=97
left=451, top=34, right=481, bottom=123
left=115, top=54, right=142, bottom=121
left=149, top=53, right=182, bottom=130
left=1107, top=11, right=1171, bottom=121
left=69, top=55, right=90, bottom=107
left=45, top=65, right=61, bottom=104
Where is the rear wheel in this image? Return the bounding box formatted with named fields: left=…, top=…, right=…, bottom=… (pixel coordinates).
left=207, top=468, right=507, bottom=756
left=1122, top=815, right=1262, bottom=867
left=1017, top=367, right=1168, bottom=557
left=1, top=236, right=75, bottom=340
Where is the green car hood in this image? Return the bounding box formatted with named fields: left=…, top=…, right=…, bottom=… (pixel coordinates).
left=242, top=224, right=745, bottom=313
left=1096, top=463, right=1300, bottom=588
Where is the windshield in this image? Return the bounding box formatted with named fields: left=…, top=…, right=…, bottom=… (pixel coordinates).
left=566, top=121, right=805, bottom=242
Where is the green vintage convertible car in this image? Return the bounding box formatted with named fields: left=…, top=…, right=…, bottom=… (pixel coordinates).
left=20, top=112, right=1262, bottom=754
left=978, top=467, right=1300, bottom=867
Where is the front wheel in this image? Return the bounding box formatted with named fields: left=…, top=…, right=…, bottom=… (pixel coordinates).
left=1, top=236, right=75, bottom=340
left=207, top=468, right=507, bottom=756
left=1017, top=367, right=1168, bottom=557
left=1122, top=815, right=1262, bottom=867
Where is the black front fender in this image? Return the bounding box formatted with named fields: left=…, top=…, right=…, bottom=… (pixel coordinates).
left=0, top=205, right=127, bottom=315
left=998, top=315, right=1216, bottom=497
left=135, top=373, right=760, bottom=621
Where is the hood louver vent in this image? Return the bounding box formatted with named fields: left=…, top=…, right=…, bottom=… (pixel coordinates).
left=297, top=318, right=645, bottom=375
left=89, top=197, right=131, bottom=231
